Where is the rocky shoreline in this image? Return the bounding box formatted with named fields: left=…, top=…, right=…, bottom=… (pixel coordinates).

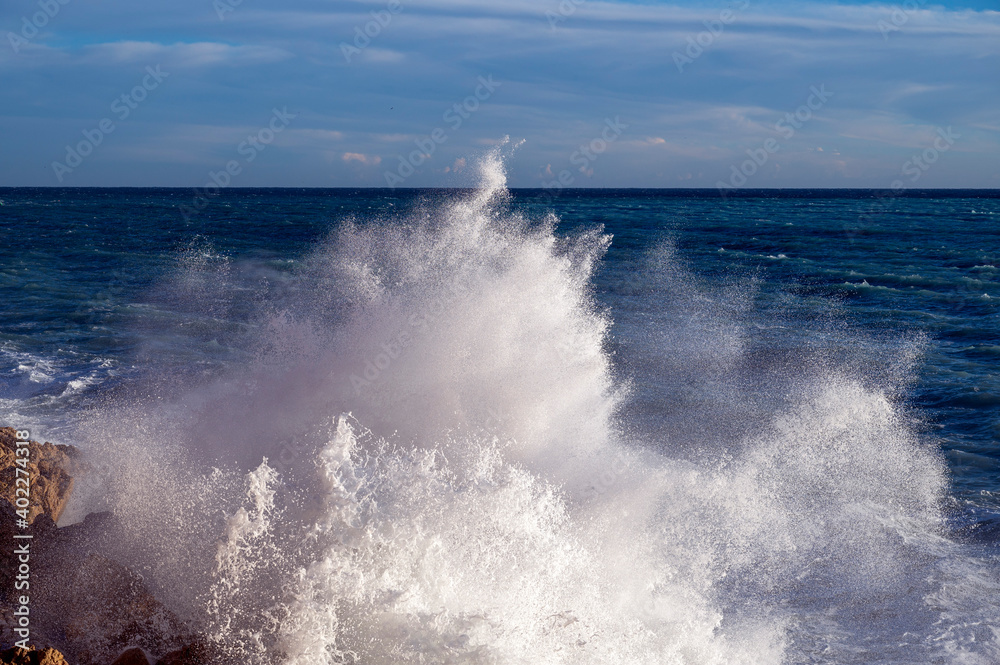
left=0, top=428, right=215, bottom=665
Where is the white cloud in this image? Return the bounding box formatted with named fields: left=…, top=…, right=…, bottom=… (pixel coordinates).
left=342, top=152, right=382, bottom=166
left=2, top=0, right=998, bottom=186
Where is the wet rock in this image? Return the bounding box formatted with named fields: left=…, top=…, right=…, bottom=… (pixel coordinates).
left=0, top=430, right=203, bottom=665
left=40, top=511, right=120, bottom=566
left=0, top=426, right=68, bottom=613
left=62, top=555, right=189, bottom=665
left=153, top=643, right=221, bottom=665
left=0, top=647, right=69, bottom=665
left=0, top=500, right=60, bottom=651
left=110, top=648, right=151, bottom=665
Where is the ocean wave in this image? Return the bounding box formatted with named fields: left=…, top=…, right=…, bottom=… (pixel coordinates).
left=57, top=151, right=1000, bottom=664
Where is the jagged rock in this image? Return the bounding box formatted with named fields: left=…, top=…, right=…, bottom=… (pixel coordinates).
left=62, top=555, right=189, bottom=665
left=0, top=428, right=78, bottom=524
left=0, top=646, right=69, bottom=665
left=110, top=648, right=151, bottom=665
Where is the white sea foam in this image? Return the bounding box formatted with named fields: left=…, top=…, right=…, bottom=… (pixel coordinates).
left=69, top=149, right=1000, bottom=664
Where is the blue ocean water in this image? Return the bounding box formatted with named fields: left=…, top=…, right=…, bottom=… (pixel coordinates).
left=1, top=183, right=999, bottom=663
left=2, top=188, right=996, bottom=499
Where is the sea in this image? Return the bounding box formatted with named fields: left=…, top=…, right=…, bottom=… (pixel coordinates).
left=1, top=156, right=998, bottom=664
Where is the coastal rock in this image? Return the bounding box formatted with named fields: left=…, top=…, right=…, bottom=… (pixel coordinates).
left=110, top=648, right=151, bottom=665
left=0, top=428, right=77, bottom=652
left=0, top=647, right=69, bottom=665
left=0, top=500, right=56, bottom=619
left=154, top=643, right=220, bottom=665
left=0, top=616, right=11, bottom=657
left=0, top=430, right=202, bottom=665
left=0, top=427, right=77, bottom=524
left=62, top=554, right=189, bottom=665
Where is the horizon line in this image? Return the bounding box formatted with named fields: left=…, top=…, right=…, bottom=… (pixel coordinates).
left=2, top=186, right=999, bottom=192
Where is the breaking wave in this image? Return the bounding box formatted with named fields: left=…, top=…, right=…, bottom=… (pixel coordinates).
left=68, top=148, right=999, bottom=664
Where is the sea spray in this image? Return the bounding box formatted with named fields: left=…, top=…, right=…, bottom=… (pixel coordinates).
left=206, top=462, right=281, bottom=653
left=60, top=148, right=999, bottom=664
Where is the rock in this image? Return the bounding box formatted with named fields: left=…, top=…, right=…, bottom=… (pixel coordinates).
left=0, top=499, right=56, bottom=616
left=37, top=511, right=119, bottom=570
left=0, top=501, right=19, bottom=585
left=0, top=428, right=78, bottom=524
left=110, top=648, right=151, bottom=665
left=62, top=554, right=189, bottom=665
left=0, top=429, right=77, bottom=652
left=38, top=650, right=68, bottom=665
left=0, top=647, right=69, bottom=665
left=154, top=643, right=221, bottom=665
left=0, top=431, right=204, bottom=665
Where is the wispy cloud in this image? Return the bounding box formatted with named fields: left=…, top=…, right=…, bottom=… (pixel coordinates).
left=1, top=40, right=293, bottom=68
left=342, top=152, right=381, bottom=166
left=1, top=0, right=997, bottom=186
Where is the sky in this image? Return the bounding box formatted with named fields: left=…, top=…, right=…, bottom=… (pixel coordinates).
left=0, top=0, right=997, bottom=188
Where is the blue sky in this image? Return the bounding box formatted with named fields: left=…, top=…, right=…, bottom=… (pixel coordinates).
left=1, top=0, right=997, bottom=187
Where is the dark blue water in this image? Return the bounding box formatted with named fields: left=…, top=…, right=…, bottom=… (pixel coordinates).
left=2, top=186, right=999, bottom=663
left=2, top=188, right=997, bottom=508
left=1, top=189, right=998, bottom=496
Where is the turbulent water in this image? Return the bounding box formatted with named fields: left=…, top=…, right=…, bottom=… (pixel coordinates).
left=1, top=153, right=999, bottom=663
